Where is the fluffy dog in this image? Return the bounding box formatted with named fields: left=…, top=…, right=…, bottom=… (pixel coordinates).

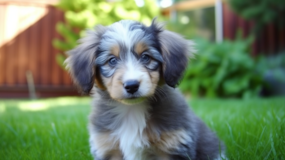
left=66, top=19, right=226, bottom=160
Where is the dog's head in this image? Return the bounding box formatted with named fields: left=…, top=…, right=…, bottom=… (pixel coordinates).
left=66, top=19, right=193, bottom=104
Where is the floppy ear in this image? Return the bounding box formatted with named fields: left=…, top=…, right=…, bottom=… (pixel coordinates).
left=65, top=25, right=107, bottom=94
left=158, top=30, right=194, bottom=87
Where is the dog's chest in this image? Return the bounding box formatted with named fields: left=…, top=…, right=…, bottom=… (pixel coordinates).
left=110, top=104, right=150, bottom=160
left=94, top=102, right=191, bottom=160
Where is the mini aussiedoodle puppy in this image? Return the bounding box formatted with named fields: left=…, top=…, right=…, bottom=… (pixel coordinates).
left=66, top=19, right=226, bottom=160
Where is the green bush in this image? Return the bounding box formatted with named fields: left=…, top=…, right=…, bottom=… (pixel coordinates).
left=53, top=0, right=160, bottom=68
left=180, top=38, right=264, bottom=99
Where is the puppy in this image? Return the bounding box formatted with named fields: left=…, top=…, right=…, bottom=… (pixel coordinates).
left=66, top=19, right=226, bottom=160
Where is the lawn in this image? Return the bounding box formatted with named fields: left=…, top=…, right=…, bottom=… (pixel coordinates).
left=0, top=97, right=284, bottom=160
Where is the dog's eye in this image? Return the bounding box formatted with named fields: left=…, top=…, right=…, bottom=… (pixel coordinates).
left=108, top=57, right=118, bottom=66
left=141, top=54, right=150, bottom=63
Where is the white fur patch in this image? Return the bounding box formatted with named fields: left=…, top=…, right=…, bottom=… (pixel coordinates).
left=109, top=102, right=150, bottom=160
left=123, top=59, right=143, bottom=81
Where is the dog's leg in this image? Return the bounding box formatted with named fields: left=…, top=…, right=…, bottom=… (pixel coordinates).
left=89, top=130, right=122, bottom=160
left=151, top=129, right=196, bottom=160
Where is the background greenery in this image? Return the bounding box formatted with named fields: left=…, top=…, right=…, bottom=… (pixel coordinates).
left=180, top=37, right=264, bottom=99
left=166, top=7, right=216, bottom=40
left=1, top=97, right=284, bottom=159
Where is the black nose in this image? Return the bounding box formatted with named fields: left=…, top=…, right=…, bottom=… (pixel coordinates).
left=124, top=80, right=140, bottom=94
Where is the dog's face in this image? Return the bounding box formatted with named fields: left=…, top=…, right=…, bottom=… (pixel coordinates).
left=66, top=20, right=192, bottom=104
left=95, top=21, right=163, bottom=104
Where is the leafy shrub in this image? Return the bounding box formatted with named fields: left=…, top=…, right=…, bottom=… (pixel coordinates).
left=179, top=38, right=264, bottom=98
left=53, top=0, right=160, bottom=68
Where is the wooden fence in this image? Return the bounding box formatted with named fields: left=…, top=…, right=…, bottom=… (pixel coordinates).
left=223, top=3, right=285, bottom=56
left=0, top=2, right=78, bottom=98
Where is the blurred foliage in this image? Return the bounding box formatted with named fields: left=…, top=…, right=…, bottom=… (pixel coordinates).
left=180, top=37, right=265, bottom=99
left=256, top=52, right=285, bottom=96
left=53, top=0, right=160, bottom=68
left=257, top=52, right=285, bottom=74
left=229, top=0, right=285, bottom=32
left=166, top=7, right=215, bottom=40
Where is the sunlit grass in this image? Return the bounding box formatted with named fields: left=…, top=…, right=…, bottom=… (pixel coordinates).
left=190, top=97, right=285, bottom=160
left=0, top=97, right=284, bottom=160
left=0, top=97, right=92, bottom=160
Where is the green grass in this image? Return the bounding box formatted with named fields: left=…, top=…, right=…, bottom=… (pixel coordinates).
left=0, top=97, right=284, bottom=160
left=0, top=97, right=92, bottom=159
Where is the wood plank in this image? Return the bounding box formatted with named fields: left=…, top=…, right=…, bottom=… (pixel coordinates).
left=16, top=5, right=24, bottom=85
left=247, top=21, right=256, bottom=56
left=59, top=9, right=73, bottom=86
left=28, top=6, right=41, bottom=85
left=63, top=70, right=73, bottom=86
left=0, top=45, right=5, bottom=85
left=5, top=36, right=17, bottom=86
left=278, top=25, right=285, bottom=53
left=267, top=24, right=274, bottom=54
left=237, top=16, right=246, bottom=38
left=50, top=6, right=62, bottom=86
left=259, top=27, right=265, bottom=55
left=0, top=4, right=6, bottom=85
left=229, top=9, right=237, bottom=39
left=39, top=6, right=51, bottom=85
left=17, top=19, right=29, bottom=85
left=222, top=3, right=236, bottom=40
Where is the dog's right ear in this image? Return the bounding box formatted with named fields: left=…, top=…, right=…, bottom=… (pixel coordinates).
left=158, top=30, right=194, bottom=87
left=65, top=25, right=107, bottom=94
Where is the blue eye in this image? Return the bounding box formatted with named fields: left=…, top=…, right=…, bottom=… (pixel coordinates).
left=141, top=54, right=150, bottom=63
left=108, top=57, right=117, bottom=66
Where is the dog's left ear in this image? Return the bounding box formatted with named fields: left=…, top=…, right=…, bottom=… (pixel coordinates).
left=65, top=25, right=107, bottom=94
left=158, top=29, right=194, bottom=87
